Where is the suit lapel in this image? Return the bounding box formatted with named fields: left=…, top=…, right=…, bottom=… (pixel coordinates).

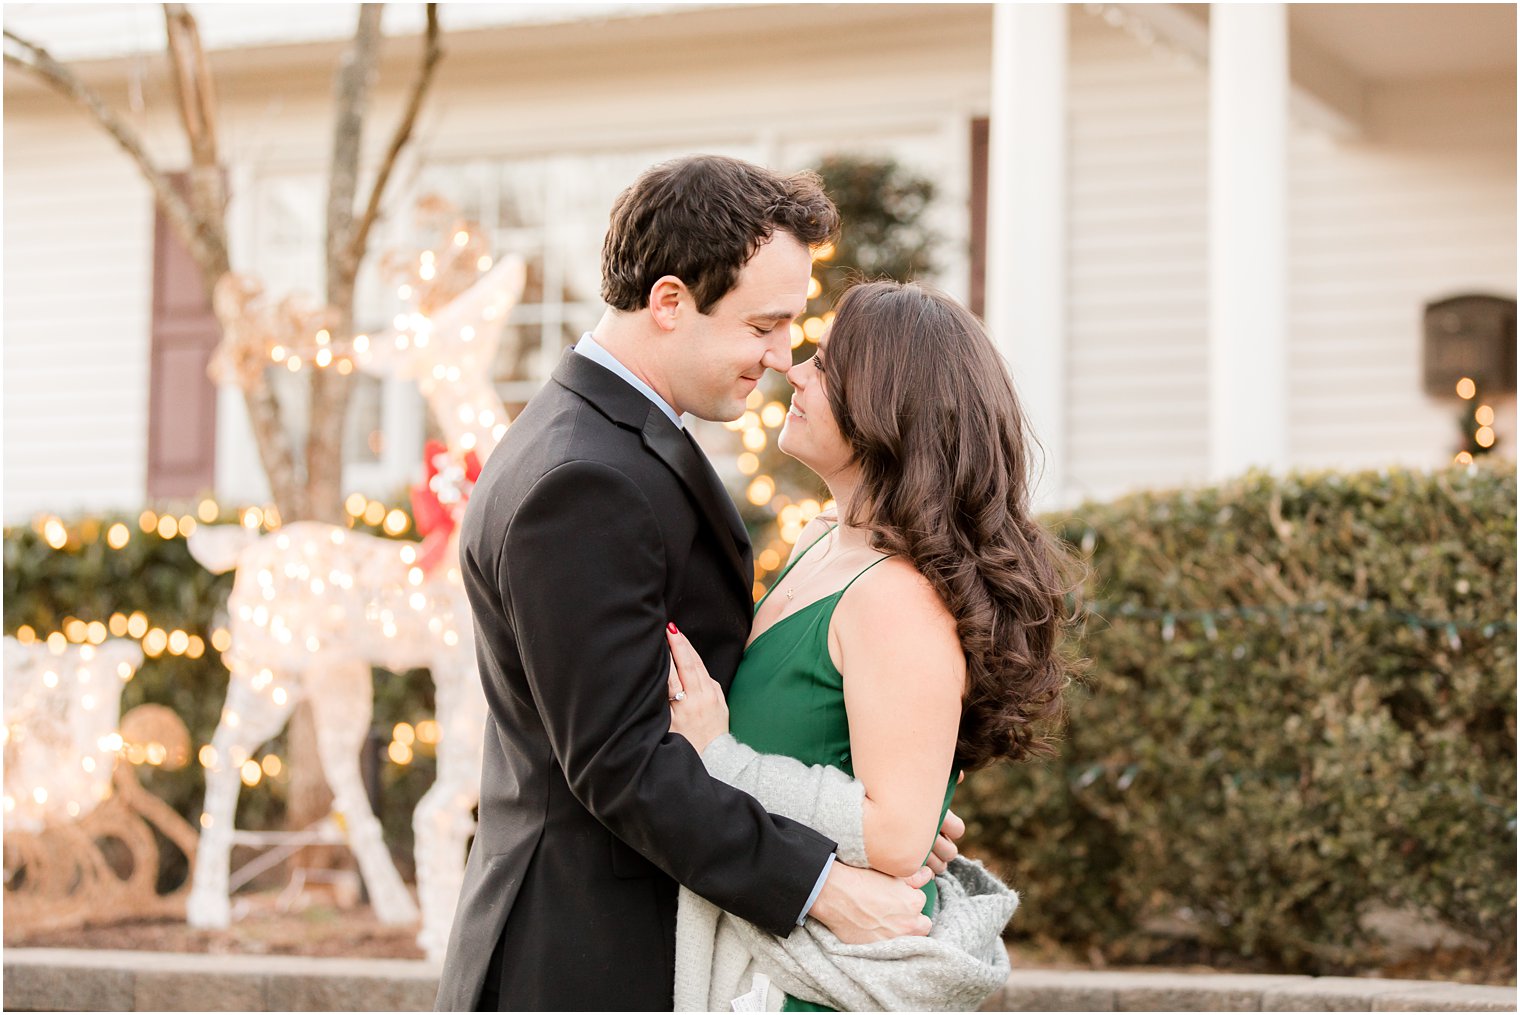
left=640, top=414, right=750, bottom=596
left=552, top=350, right=752, bottom=602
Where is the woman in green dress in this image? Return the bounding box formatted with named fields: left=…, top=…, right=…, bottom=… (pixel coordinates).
left=666, top=280, right=1081, bottom=1010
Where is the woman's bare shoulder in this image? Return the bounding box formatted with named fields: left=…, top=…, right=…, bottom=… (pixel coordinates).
left=837, top=556, right=962, bottom=659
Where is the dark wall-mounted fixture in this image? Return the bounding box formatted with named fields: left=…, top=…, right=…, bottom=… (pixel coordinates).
left=1423, top=294, right=1516, bottom=398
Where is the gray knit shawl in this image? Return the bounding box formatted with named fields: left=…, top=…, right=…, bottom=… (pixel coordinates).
left=672, top=734, right=1018, bottom=1011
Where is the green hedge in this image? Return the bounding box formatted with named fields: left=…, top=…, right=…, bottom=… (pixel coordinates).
left=958, top=463, right=1516, bottom=973
left=6, top=464, right=1515, bottom=973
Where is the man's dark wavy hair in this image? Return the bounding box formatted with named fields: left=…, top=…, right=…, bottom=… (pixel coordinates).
left=823, top=280, right=1086, bottom=770
left=601, top=155, right=840, bottom=315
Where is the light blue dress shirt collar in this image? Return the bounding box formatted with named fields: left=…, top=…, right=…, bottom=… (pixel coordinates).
left=573, top=333, right=684, bottom=430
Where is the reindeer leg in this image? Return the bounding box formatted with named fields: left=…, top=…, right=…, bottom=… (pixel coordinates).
left=187, top=660, right=296, bottom=928
left=306, top=656, right=418, bottom=925
left=413, top=646, right=487, bottom=960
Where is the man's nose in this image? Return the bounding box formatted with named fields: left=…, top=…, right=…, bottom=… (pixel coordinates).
left=762, top=330, right=792, bottom=373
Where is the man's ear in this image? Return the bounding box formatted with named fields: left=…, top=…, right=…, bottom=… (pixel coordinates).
left=648, top=276, right=684, bottom=333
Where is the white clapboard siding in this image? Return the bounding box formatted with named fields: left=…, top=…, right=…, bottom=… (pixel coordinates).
left=1064, top=11, right=1211, bottom=505
left=1062, top=11, right=1515, bottom=505
left=1287, top=74, right=1517, bottom=470
left=3, top=111, right=155, bottom=523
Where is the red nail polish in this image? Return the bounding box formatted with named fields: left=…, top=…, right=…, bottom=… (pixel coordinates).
left=667, top=622, right=679, bottom=634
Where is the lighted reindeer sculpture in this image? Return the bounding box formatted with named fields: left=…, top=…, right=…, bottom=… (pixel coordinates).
left=186, top=233, right=524, bottom=959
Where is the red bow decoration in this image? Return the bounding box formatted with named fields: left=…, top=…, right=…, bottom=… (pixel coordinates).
left=409, top=439, right=482, bottom=573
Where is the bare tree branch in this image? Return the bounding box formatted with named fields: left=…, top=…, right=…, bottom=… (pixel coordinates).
left=163, top=4, right=227, bottom=241
left=302, top=4, right=385, bottom=525
left=326, top=4, right=384, bottom=297
left=3, top=28, right=228, bottom=282
left=347, top=3, right=442, bottom=275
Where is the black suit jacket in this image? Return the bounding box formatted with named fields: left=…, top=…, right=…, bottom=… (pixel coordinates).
left=433, top=350, right=836, bottom=1011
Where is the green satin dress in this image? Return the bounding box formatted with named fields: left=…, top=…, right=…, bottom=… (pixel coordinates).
left=726, top=528, right=959, bottom=1013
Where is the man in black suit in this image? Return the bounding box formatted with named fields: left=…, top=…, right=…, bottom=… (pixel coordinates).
left=434, top=156, right=940, bottom=1011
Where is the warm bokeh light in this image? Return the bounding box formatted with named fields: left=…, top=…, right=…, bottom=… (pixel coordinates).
left=363, top=501, right=387, bottom=527
left=345, top=493, right=368, bottom=517
left=198, top=498, right=220, bottom=523
left=106, top=523, right=130, bottom=549
left=394, top=722, right=417, bottom=746
left=143, top=628, right=169, bottom=657
left=737, top=453, right=760, bottom=476
left=761, top=402, right=786, bottom=428
left=1455, top=451, right=1475, bottom=464
left=240, top=760, right=262, bottom=787
left=746, top=476, right=776, bottom=505
left=383, top=509, right=411, bottom=536
left=1475, top=426, right=1495, bottom=448
left=1456, top=377, right=1476, bottom=400
left=1475, top=404, right=1495, bottom=426
left=742, top=429, right=766, bottom=453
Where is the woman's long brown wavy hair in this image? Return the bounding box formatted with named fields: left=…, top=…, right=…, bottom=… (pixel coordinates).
left=823, top=280, right=1084, bottom=770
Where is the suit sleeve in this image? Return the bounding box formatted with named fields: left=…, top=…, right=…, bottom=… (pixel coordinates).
left=500, top=458, right=836, bottom=935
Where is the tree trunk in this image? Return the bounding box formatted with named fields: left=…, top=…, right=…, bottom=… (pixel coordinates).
left=286, top=3, right=386, bottom=857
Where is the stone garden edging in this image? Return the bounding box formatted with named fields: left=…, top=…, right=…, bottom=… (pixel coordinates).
left=3, top=948, right=1515, bottom=1012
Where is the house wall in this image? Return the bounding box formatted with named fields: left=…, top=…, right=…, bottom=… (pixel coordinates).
left=3, top=108, right=164, bottom=520
left=1061, top=13, right=1516, bottom=504
left=1287, top=73, right=1517, bottom=472
left=3, top=4, right=1513, bottom=523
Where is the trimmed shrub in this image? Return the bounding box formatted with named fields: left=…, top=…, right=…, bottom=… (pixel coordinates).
left=959, top=463, right=1516, bottom=973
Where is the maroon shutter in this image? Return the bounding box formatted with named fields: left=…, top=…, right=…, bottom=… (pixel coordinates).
left=147, top=175, right=219, bottom=499
left=969, top=117, right=989, bottom=319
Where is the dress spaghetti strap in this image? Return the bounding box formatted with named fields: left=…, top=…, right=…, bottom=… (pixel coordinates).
left=838, top=552, right=893, bottom=596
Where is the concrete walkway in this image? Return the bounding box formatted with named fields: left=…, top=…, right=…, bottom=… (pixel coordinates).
left=3, top=948, right=1515, bottom=1012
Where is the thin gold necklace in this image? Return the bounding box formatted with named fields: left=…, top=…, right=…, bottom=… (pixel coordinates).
left=784, top=529, right=837, bottom=600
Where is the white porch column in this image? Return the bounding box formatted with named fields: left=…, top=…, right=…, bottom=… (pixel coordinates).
left=1209, top=3, right=1290, bottom=479
left=986, top=3, right=1068, bottom=509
